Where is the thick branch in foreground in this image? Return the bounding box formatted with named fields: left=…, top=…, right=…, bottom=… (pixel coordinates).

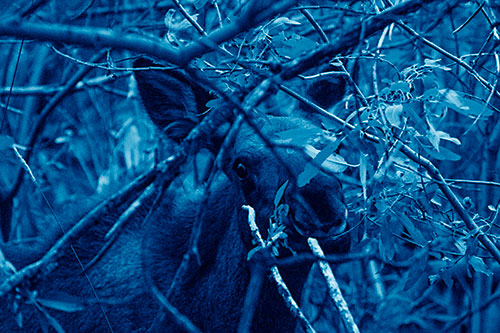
left=0, top=20, right=181, bottom=63
left=0, top=1, right=296, bottom=66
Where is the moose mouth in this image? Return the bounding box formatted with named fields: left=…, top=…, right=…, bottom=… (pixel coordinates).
left=288, top=208, right=347, bottom=240
left=269, top=194, right=348, bottom=257
left=282, top=185, right=348, bottom=240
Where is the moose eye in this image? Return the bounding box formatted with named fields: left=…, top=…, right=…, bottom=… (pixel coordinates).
left=233, top=160, right=248, bottom=180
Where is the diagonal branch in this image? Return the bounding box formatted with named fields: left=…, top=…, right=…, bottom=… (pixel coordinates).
left=280, top=0, right=444, bottom=80
left=0, top=1, right=296, bottom=66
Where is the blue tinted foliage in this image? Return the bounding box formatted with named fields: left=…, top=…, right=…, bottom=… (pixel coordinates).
left=0, top=1, right=499, bottom=332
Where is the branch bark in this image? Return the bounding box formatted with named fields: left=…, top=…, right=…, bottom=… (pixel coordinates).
left=280, top=0, right=442, bottom=80
left=0, top=1, right=296, bottom=66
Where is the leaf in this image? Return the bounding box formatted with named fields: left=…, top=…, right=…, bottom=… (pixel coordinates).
left=273, top=32, right=317, bottom=57
left=123, top=124, right=141, bottom=170
left=415, top=135, right=461, bottom=161
left=275, top=127, right=322, bottom=145
left=267, top=17, right=301, bottom=32
left=461, top=96, right=494, bottom=117
left=274, top=180, right=289, bottom=208
left=36, top=296, right=85, bottom=313
left=360, top=153, right=368, bottom=201
left=193, top=0, right=209, bottom=9
left=425, top=89, right=494, bottom=117
left=298, top=139, right=342, bottom=187
left=425, top=145, right=461, bottom=161
left=469, top=256, right=493, bottom=276
left=44, top=313, right=65, bottom=333
left=404, top=249, right=428, bottom=291
left=440, top=89, right=469, bottom=113
left=385, top=104, right=404, bottom=128
left=426, top=120, right=440, bottom=151
left=304, top=145, right=348, bottom=172
left=436, top=130, right=461, bottom=145
left=379, top=216, right=395, bottom=261
left=390, top=81, right=411, bottom=93
left=423, top=58, right=452, bottom=71
left=380, top=81, right=411, bottom=95
left=404, top=103, right=427, bottom=134
left=424, top=121, right=460, bottom=152
left=428, top=274, right=439, bottom=284
left=454, top=239, right=467, bottom=255
left=35, top=304, right=66, bottom=333
left=399, top=215, right=426, bottom=245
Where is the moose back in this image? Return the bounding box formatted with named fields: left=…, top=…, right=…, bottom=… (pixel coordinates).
left=0, top=59, right=348, bottom=332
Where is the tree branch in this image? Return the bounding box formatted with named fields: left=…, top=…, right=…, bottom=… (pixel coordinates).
left=243, top=205, right=316, bottom=333
left=0, top=1, right=296, bottom=66
left=279, top=0, right=443, bottom=80
left=308, top=237, right=359, bottom=333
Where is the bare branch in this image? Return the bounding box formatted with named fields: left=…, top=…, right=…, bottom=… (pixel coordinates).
left=307, top=238, right=359, bottom=333
left=243, top=205, right=316, bottom=333
left=0, top=1, right=296, bottom=66
left=397, top=22, right=500, bottom=98
left=280, top=0, right=445, bottom=80
left=0, top=73, right=130, bottom=96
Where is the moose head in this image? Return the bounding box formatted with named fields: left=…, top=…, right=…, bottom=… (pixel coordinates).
left=0, top=58, right=348, bottom=332
left=134, top=58, right=348, bottom=331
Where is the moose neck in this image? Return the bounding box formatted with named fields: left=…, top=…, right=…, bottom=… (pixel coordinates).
left=144, top=196, right=312, bottom=332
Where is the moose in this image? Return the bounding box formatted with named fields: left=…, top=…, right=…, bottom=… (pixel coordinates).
left=0, top=58, right=349, bottom=332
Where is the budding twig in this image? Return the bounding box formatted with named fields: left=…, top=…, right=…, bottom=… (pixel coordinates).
left=242, top=205, right=316, bottom=333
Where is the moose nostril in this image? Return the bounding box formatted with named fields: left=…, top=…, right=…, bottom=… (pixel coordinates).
left=298, top=186, right=345, bottom=228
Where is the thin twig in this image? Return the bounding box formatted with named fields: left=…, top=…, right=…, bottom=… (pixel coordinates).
left=307, top=238, right=359, bottom=333
left=0, top=72, right=130, bottom=96
left=83, top=184, right=156, bottom=272
left=243, top=205, right=316, bottom=333
left=396, top=22, right=500, bottom=98
left=6, top=50, right=106, bottom=202
left=172, top=0, right=207, bottom=36
left=148, top=282, right=202, bottom=333
left=453, top=1, right=485, bottom=34
left=280, top=0, right=441, bottom=80
left=300, top=8, right=329, bottom=43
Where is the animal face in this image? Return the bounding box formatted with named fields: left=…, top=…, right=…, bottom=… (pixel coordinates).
left=135, top=58, right=349, bottom=331
left=0, top=58, right=348, bottom=333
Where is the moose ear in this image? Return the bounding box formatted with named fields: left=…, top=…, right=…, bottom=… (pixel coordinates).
left=133, top=58, right=213, bottom=143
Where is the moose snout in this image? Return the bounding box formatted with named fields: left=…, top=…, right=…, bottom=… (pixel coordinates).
left=288, top=177, right=347, bottom=240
